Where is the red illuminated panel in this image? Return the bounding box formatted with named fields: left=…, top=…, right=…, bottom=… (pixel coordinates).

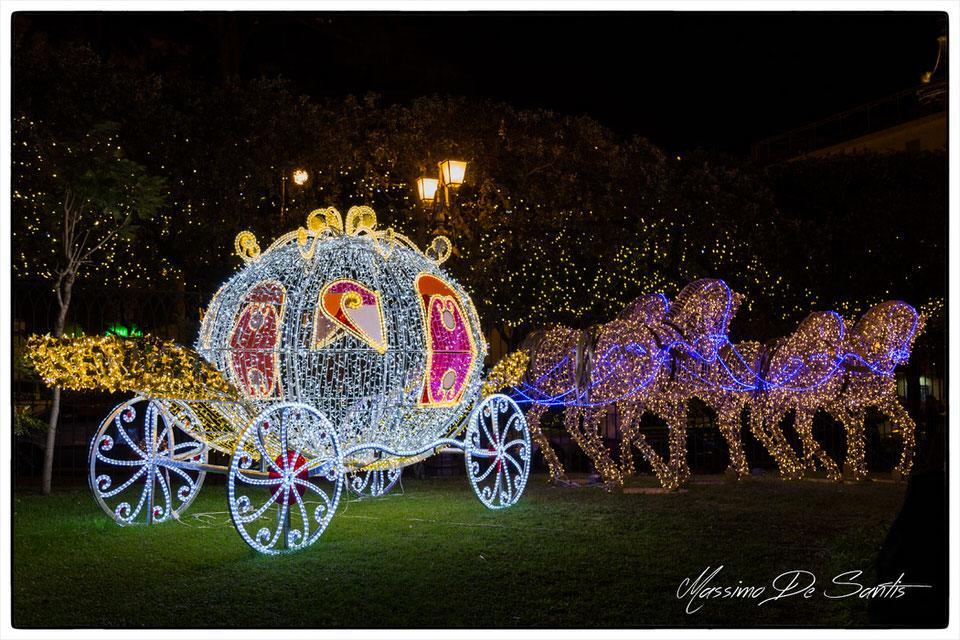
left=228, top=281, right=285, bottom=398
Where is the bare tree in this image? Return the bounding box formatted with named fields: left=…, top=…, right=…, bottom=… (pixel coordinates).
left=13, top=119, right=167, bottom=494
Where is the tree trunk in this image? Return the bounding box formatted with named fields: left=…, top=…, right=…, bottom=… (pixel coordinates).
left=41, top=387, right=62, bottom=495
left=41, top=272, right=73, bottom=495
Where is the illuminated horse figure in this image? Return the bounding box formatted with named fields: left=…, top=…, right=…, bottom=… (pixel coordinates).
left=744, top=312, right=848, bottom=481
left=516, top=324, right=580, bottom=481
left=739, top=302, right=921, bottom=482
left=825, top=301, right=923, bottom=480
left=516, top=294, right=675, bottom=486
left=505, top=278, right=923, bottom=490
left=572, top=292, right=680, bottom=487
left=622, top=280, right=745, bottom=490
left=517, top=279, right=745, bottom=490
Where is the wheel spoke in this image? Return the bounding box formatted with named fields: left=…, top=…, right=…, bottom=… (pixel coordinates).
left=163, top=463, right=199, bottom=498
left=154, top=468, right=173, bottom=522
left=121, top=471, right=152, bottom=523
left=97, top=465, right=147, bottom=498
left=171, top=441, right=206, bottom=460
left=291, top=482, right=311, bottom=545
left=234, top=485, right=282, bottom=524
left=112, top=415, right=147, bottom=458
left=502, top=451, right=525, bottom=476
left=474, top=457, right=498, bottom=482
left=264, top=497, right=290, bottom=550
left=96, top=451, right=147, bottom=467
left=292, top=476, right=331, bottom=499
left=249, top=427, right=283, bottom=475
left=498, top=459, right=512, bottom=504
left=235, top=471, right=283, bottom=486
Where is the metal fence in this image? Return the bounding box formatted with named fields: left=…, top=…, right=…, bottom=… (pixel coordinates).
left=751, top=81, right=947, bottom=165
left=12, top=280, right=210, bottom=482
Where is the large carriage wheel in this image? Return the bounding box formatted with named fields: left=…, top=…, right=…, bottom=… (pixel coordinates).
left=347, top=467, right=401, bottom=498
left=89, top=397, right=208, bottom=525
left=464, top=394, right=531, bottom=509
left=227, top=403, right=343, bottom=554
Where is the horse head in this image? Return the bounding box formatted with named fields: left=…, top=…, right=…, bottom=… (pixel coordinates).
left=665, top=279, right=740, bottom=362
left=846, top=301, right=922, bottom=375
left=765, top=311, right=846, bottom=392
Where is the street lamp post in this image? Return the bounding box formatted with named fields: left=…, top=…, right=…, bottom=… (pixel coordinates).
left=281, top=168, right=309, bottom=224
left=416, top=159, right=467, bottom=227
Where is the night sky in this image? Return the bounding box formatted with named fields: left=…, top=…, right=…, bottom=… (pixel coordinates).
left=15, top=11, right=947, bottom=153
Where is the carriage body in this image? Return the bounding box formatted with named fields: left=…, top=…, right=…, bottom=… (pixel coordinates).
left=193, top=214, right=487, bottom=471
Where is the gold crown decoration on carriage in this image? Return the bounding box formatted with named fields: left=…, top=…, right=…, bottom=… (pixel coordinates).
left=27, top=205, right=533, bottom=555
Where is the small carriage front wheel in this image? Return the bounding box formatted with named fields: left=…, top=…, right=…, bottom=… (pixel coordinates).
left=227, top=403, right=343, bottom=554
left=464, top=394, right=531, bottom=509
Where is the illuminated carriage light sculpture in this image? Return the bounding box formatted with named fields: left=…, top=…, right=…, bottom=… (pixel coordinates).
left=29, top=206, right=532, bottom=555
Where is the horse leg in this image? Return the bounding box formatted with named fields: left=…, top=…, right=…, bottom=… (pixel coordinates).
left=717, top=404, right=749, bottom=478
left=749, top=406, right=803, bottom=480
left=590, top=407, right=624, bottom=487
left=564, top=407, right=622, bottom=487
left=617, top=402, right=639, bottom=477
left=832, top=407, right=868, bottom=481
left=525, top=403, right=567, bottom=482
left=794, top=409, right=840, bottom=481
left=662, top=401, right=690, bottom=489
left=881, top=398, right=916, bottom=477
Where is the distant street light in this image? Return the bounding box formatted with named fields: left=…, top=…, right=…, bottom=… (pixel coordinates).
left=416, top=177, right=439, bottom=204
left=292, top=168, right=309, bottom=186
left=281, top=167, right=309, bottom=222
left=415, top=159, right=468, bottom=224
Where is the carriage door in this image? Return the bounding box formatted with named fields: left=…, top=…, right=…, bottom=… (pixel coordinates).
left=415, top=273, right=478, bottom=407
left=227, top=281, right=286, bottom=398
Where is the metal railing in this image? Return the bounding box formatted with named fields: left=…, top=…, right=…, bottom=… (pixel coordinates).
left=752, top=81, right=947, bottom=164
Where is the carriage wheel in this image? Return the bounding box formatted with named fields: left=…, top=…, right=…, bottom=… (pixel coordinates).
left=89, top=397, right=207, bottom=525
left=227, top=403, right=343, bottom=554
left=464, top=394, right=531, bottom=509
left=348, top=467, right=401, bottom=498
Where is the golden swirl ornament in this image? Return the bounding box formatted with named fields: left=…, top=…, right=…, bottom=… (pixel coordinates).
left=345, top=205, right=378, bottom=236
left=425, top=236, right=453, bottom=264
left=234, top=231, right=261, bottom=263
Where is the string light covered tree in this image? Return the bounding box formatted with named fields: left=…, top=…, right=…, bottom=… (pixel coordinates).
left=12, top=35, right=789, bottom=344
left=12, top=117, right=169, bottom=494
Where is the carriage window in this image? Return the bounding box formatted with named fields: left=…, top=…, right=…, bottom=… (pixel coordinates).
left=415, top=273, right=478, bottom=407
left=227, top=281, right=285, bottom=398
left=315, top=279, right=387, bottom=353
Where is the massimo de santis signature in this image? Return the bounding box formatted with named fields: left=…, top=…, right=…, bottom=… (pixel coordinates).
left=677, top=566, right=932, bottom=614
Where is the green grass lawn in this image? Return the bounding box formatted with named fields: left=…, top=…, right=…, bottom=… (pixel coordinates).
left=13, top=474, right=907, bottom=628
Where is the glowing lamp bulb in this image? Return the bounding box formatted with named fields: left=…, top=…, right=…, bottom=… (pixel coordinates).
left=438, top=160, right=467, bottom=187
left=292, top=169, right=309, bottom=186
left=416, top=177, right=439, bottom=203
